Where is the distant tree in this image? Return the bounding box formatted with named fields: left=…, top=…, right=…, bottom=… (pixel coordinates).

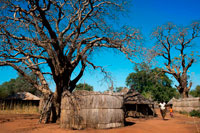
left=0, top=79, right=16, bottom=99
left=114, top=87, right=123, bottom=92
left=151, top=22, right=200, bottom=98
left=14, top=74, right=42, bottom=96
left=126, top=62, right=152, bottom=93
left=190, top=85, right=200, bottom=97
left=126, top=63, right=176, bottom=102
left=75, top=83, right=93, bottom=91
left=0, top=74, right=41, bottom=99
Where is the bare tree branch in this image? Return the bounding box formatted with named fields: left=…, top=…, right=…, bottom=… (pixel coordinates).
left=151, top=22, right=200, bottom=98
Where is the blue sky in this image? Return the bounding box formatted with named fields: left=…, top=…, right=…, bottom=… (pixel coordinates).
left=0, top=0, right=200, bottom=92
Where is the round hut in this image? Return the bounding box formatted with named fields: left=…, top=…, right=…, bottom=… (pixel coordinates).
left=60, top=90, right=124, bottom=129
left=124, top=89, right=156, bottom=118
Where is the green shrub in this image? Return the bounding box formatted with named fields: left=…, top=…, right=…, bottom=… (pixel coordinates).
left=189, top=110, right=200, bottom=118
left=179, top=111, right=188, bottom=115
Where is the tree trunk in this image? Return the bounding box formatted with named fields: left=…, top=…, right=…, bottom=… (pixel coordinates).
left=50, top=81, right=74, bottom=123
left=50, top=90, right=62, bottom=123
left=179, top=87, right=189, bottom=98
left=182, top=90, right=189, bottom=98
left=178, top=73, right=189, bottom=98
left=51, top=101, right=58, bottom=123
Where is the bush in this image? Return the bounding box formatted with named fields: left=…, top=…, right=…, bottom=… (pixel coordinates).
left=189, top=110, right=200, bottom=118
left=179, top=111, right=188, bottom=115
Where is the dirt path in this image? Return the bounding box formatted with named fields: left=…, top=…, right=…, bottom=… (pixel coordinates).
left=0, top=110, right=199, bottom=133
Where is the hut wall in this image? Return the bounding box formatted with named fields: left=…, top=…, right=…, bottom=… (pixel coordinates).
left=60, top=91, right=124, bottom=129
left=173, top=97, right=200, bottom=112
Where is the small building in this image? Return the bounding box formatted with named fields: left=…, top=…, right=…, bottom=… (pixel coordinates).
left=7, top=92, right=40, bottom=100
left=0, top=92, right=40, bottom=110
left=124, top=88, right=156, bottom=118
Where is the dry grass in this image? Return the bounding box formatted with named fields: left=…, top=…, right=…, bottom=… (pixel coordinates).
left=0, top=103, right=39, bottom=114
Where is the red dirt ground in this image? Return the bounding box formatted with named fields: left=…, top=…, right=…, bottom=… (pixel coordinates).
left=0, top=110, right=199, bottom=133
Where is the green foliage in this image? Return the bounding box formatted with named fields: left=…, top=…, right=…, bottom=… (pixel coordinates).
left=0, top=74, right=40, bottom=99
left=189, top=110, right=200, bottom=118
left=174, top=91, right=181, bottom=99
left=189, top=85, right=200, bottom=97
left=75, top=83, right=93, bottom=91
left=179, top=111, right=188, bottom=115
left=115, top=87, right=123, bottom=92
left=126, top=63, right=176, bottom=102
left=179, top=110, right=200, bottom=118
left=141, top=91, right=153, bottom=100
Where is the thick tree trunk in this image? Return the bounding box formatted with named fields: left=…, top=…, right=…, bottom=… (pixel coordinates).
left=50, top=81, right=75, bottom=123
left=182, top=90, right=189, bottom=98
left=50, top=90, right=62, bottom=123
left=51, top=101, right=58, bottom=123
left=179, top=87, right=189, bottom=98
left=178, top=73, right=189, bottom=98
left=48, top=65, right=77, bottom=123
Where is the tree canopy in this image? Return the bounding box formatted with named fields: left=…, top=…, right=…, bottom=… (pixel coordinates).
left=114, top=87, right=123, bottom=92
left=190, top=85, right=200, bottom=97
left=0, top=74, right=40, bottom=99
left=126, top=63, right=176, bottom=102
left=151, top=22, right=200, bottom=98
left=0, top=0, right=140, bottom=122
left=75, top=83, right=93, bottom=91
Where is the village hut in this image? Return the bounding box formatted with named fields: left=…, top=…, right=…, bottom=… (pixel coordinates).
left=0, top=92, right=40, bottom=110
left=60, top=90, right=124, bottom=129
left=167, top=97, right=176, bottom=106
left=7, top=92, right=40, bottom=100
left=123, top=89, right=156, bottom=118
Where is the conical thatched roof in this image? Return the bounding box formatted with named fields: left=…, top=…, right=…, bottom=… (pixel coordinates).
left=168, top=97, right=176, bottom=105
left=124, top=89, right=153, bottom=105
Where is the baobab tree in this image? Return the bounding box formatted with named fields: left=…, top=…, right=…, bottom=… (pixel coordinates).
left=152, top=22, right=200, bottom=98
left=0, top=0, right=141, bottom=121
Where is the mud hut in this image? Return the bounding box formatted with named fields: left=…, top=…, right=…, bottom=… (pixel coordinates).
left=60, top=90, right=124, bottom=129
left=124, top=89, right=156, bottom=118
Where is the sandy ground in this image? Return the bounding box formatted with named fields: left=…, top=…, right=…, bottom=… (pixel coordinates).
left=0, top=110, right=199, bottom=133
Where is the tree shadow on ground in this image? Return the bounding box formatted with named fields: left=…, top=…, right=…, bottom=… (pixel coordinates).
left=163, top=118, right=169, bottom=121
left=124, top=121, right=136, bottom=126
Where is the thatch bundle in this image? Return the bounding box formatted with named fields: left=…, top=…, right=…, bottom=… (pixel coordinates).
left=172, top=97, right=200, bottom=112
left=60, top=90, right=124, bottom=129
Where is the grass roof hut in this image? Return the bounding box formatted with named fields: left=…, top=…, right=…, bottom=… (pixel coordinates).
left=7, top=92, right=40, bottom=100
left=124, top=89, right=156, bottom=118
left=1, top=92, right=40, bottom=110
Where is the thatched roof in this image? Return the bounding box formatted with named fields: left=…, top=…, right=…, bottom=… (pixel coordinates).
left=7, top=92, right=40, bottom=100
left=124, top=89, right=154, bottom=105
left=168, top=97, right=176, bottom=104
left=120, top=87, right=129, bottom=94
